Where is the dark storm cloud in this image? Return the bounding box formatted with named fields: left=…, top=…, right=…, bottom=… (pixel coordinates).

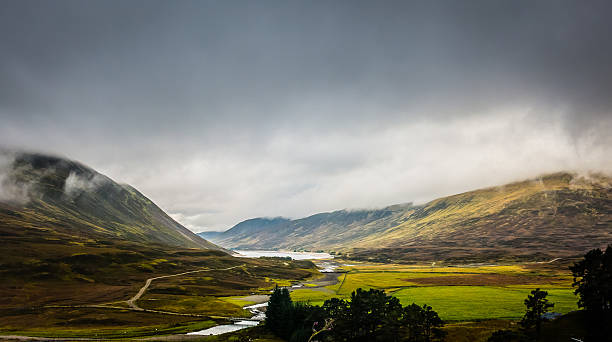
left=1, top=1, right=611, bottom=230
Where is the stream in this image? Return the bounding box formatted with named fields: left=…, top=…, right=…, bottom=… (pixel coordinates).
left=186, top=250, right=337, bottom=336
left=186, top=303, right=267, bottom=336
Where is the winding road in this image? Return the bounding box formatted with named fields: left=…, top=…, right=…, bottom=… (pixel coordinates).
left=127, top=264, right=245, bottom=310
left=537, top=257, right=562, bottom=264
left=3, top=261, right=334, bottom=340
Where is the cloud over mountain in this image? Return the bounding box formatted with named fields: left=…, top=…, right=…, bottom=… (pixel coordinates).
left=1, top=1, right=611, bottom=230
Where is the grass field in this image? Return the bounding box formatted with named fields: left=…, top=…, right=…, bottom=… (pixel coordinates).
left=392, top=286, right=576, bottom=320
left=290, top=261, right=579, bottom=321
left=0, top=307, right=218, bottom=339
left=0, top=258, right=583, bottom=341
left=138, top=267, right=314, bottom=317
left=0, top=246, right=318, bottom=338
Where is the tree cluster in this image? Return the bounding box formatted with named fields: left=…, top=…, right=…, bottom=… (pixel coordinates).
left=487, top=245, right=612, bottom=341
left=266, top=287, right=326, bottom=341
left=266, top=287, right=444, bottom=342
left=570, top=244, right=612, bottom=339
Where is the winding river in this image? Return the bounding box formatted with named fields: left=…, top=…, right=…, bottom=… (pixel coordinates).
left=186, top=303, right=267, bottom=336
left=186, top=250, right=336, bottom=336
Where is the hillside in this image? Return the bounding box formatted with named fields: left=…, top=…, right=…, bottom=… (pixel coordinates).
left=0, top=151, right=221, bottom=251
left=211, top=172, right=612, bottom=262
left=0, top=151, right=318, bottom=337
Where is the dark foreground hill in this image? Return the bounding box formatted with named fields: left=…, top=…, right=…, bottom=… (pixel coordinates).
left=0, top=151, right=235, bottom=308
left=0, top=151, right=317, bottom=331
left=209, top=172, right=612, bottom=263
left=0, top=151, right=221, bottom=251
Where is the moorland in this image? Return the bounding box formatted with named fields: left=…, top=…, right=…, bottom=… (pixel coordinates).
left=0, top=152, right=317, bottom=339
left=0, top=152, right=609, bottom=341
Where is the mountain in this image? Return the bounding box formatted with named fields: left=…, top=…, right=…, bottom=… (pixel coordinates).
left=0, top=151, right=222, bottom=251
left=197, top=230, right=224, bottom=242
left=212, top=172, right=612, bottom=262
left=0, top=151, right=318, bottom=319
left=199, top=217, right=291, bottom=244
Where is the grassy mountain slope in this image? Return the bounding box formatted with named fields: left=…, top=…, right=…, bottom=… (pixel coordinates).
left=0, top=151, right=232, bottom=307
left=0, top=152, right=221, bottom=251
left=0, top=152, right=318, bottom=337
left=214, top=172, right=612, bottom=262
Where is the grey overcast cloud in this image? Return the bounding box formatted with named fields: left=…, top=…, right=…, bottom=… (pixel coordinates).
left=1, top=1, right=611, bottom=231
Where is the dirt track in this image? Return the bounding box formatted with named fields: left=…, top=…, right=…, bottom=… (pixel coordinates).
left=127, top=265, right=245, bottom=309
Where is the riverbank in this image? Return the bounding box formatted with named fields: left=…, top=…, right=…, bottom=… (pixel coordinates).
left=184, top=258, right=346, bottom=336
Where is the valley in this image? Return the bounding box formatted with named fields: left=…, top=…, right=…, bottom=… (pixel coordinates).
left=4, top=1, right=612, bottom=340
left=0, top=152, right=608, bottom=341
left=0, top=249, right=318, bottom=339
left=289, top=259, right=578, bottom=321
left=0, top=253, right=585, bottom=341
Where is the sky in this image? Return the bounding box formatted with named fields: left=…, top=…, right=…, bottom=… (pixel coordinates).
left=1, top=1, right=611, bottom=231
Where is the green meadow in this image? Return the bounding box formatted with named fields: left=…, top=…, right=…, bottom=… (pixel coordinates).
left=391, top=286, right=576, bottom=321
left=290, top=262, right=578, bottom=321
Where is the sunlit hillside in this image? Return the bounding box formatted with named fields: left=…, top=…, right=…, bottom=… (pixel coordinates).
left=212, top=172, right=612, bottom=262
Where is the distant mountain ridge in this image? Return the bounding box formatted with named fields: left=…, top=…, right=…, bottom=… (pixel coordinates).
left=203, top=204, right=413, bottom=249
left=209, top=172, right=612, bottom=262
left=0, top=151, right=223, bottom=251
left=197, top=230, right=225, bottom=241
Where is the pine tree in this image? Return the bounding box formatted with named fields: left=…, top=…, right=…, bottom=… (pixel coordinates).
left=266, top=286, right=292, bottom=335
left=520, top=288, right=554, bottom=334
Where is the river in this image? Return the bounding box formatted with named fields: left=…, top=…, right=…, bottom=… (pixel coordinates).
left=233, top=250, right=333, bottom=260
left=186, top=303, right=267, bottom=336
left=186, top=250, right=336, bottom=336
